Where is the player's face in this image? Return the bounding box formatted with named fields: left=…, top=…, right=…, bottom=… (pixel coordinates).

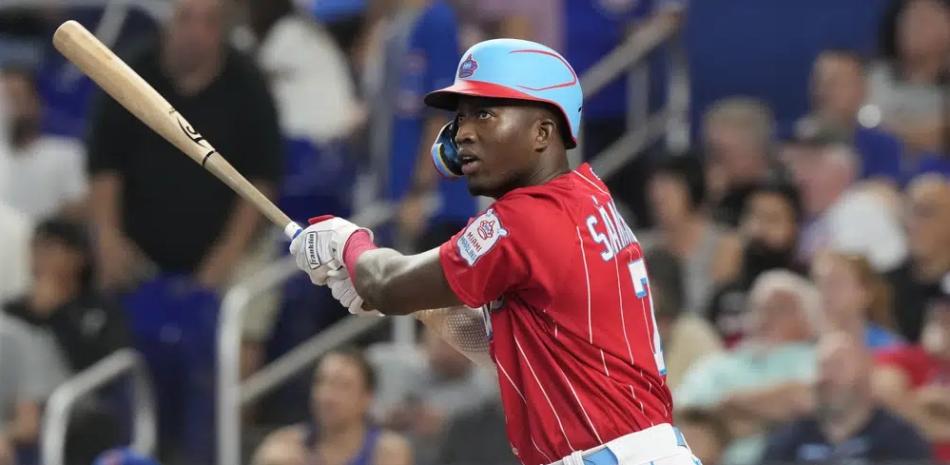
left=312, top=354, right=372, bottom=428
left=454, top=97, right=545, bottom=198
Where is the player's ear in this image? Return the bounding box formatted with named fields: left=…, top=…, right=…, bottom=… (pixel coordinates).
left=535, top=116, right=556, bottom=152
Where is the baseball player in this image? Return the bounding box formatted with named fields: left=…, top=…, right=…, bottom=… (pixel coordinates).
left=290, top=38, right=698, bottom=465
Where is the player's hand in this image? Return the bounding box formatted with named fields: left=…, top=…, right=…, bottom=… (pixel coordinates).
left=288, top=215, right=371, bottom=285
left=327, top=271, right=382, bottom=317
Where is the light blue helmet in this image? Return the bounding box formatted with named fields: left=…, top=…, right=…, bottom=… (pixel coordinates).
left=425, top=39, right=583, bottom=177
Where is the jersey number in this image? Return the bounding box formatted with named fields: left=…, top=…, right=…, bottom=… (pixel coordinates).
left=627, top=259, right=667, bottom=376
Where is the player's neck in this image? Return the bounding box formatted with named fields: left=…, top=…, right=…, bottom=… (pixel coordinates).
left=522, top=154, right=570, bottom=188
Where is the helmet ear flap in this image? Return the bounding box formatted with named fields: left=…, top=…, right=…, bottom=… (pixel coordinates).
left=430, top=119, right=463, bottom=178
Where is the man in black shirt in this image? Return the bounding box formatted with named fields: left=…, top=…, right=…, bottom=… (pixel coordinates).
left=86, top=0, right=282, bottom=291
left=762, top=332, right=933, bottom=464
left=85, top=0, right=281, bottom=461
left=887, top=175, right=950, bottom=342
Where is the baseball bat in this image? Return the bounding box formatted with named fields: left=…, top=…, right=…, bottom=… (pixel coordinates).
left=52, top=20, right=302, bottom=239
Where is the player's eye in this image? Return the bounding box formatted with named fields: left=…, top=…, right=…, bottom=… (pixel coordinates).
left=477, top=110, right=492, bottom=120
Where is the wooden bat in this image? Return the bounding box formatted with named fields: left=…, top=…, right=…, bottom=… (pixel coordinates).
left=52, top=20, right=302, bottom=239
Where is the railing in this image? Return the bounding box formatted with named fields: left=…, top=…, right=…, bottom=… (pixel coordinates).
left=578, top=15, right=690, bottom=179
left=216, top=205, right=403, bottom=465
left=41, top=348, right=157, bottom=465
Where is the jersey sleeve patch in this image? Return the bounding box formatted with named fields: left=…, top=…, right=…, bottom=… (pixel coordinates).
left=456, top=208, right=509, bottom=266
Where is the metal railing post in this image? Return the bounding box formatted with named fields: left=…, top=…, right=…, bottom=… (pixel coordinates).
left=41, top=349, right=156, bottom=465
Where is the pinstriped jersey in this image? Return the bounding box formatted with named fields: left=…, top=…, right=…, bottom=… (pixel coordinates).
left=439, top=163, right=673, bottom=465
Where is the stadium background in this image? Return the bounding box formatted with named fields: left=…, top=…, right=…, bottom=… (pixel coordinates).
left=0, top=0, right=948, bottom=464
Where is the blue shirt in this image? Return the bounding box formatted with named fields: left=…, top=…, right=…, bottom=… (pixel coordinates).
left=762, top=408, right=933, bottom=463
left=388, top=1, right=475, bottom=224
left=854, top=126, right=902, bottom=182
left=902, top=152, right=950, bottom=185
left=564, top=0, right=685, bottom=120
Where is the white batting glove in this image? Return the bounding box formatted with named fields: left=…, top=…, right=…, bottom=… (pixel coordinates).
left=289, top=215, right=372, bottom=286
left=327, top=271, right=382, bottom=317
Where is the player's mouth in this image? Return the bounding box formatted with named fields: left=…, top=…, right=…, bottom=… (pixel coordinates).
left=460, top=153, right=481, bottom=175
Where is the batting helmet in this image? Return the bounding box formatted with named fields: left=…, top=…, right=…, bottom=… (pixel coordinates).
left=425, top=38, right=583, bottom=178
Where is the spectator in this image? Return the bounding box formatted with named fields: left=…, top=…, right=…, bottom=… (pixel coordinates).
left=86, top=0, right=282, bottom=292
left=675, top=270, right=822, bottom=465
left=762, top=331, right=933, bottom=463
left=86, top=0, right=281, bottom=460
left=888, top=174, right=950, bottom=342
left=0, top=66, right=86, bottom=221
left=246, top=0, right=362, bottom=145
left=706, top=182, right=804, bottom=346
left=0, top=433, right=12, bottom=465
left=644, top=248, right=723, bottom=390
left=675, top=408, right=730, bottom=465
left=809, top=49, right=904, bottom=183
left=2, top=218, right=127, bottom=372
left=643, top=155, right=742, bottom=315
left=240, top=0, right=364, bottom=389
left=871, top=0, right=950, bottom=154
left=786, top=127, right=907, bottom=271
left=0, top=203, right=30, bottom=305
left=812, top=252, right=903, bottom=351
left=358, top=0, right=475, bottom=249
left=873, top=291, right=950, bottom=462
left=565, top=0, right=687, bottom=225
left=1, top=219, right=128, bottom=464
left=453, top=0, right=555, bottom=50
left=252, top=349, right=412, bottom=465
left=702, top=97, right=780, bottom=226
left=381, top=328, right=497, bottom=465
left=0, top=312, right=69, bottom=460
left=434, top=399, right=518, bottom=465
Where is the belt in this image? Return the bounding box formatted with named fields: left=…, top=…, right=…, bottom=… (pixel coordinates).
left=548, top=424, right=691, bottom=465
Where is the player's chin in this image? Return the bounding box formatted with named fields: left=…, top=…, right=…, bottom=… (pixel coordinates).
left=464, top=176, right=491, bottom=197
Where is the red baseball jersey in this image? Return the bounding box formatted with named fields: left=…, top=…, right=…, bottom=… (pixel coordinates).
left=439, top=163, right=673, bottom=465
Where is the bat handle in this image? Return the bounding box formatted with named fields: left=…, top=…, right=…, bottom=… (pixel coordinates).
left=284, top=222, right=303, bottom=240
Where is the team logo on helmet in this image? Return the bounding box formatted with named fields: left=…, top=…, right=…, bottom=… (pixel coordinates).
left=458, top=54, right=478, bottom=79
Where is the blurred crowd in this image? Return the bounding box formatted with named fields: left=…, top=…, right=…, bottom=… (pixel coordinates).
left=0, top=0, right=948, bottom=465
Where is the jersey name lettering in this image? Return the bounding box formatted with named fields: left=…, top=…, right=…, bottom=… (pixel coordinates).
left=585, top=198, right=636, bottom=261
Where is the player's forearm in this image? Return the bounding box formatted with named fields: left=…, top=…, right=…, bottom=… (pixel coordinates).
left=353, top=247, right=461, bottom=315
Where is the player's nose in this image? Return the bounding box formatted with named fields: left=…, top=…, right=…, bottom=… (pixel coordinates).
left=454, top=118, right=477, bottom=146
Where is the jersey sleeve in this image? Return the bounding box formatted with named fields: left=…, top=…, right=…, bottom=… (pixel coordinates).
left=438, top=194, right=570, bottom=308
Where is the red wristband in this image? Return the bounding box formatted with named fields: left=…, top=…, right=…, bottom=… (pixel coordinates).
left=343, top=230, right=377, bottom=278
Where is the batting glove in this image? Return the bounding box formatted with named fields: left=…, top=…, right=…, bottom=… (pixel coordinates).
left=327, top=271, right=382, bottom=317
left=289, top=215, right=372, bottom=286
